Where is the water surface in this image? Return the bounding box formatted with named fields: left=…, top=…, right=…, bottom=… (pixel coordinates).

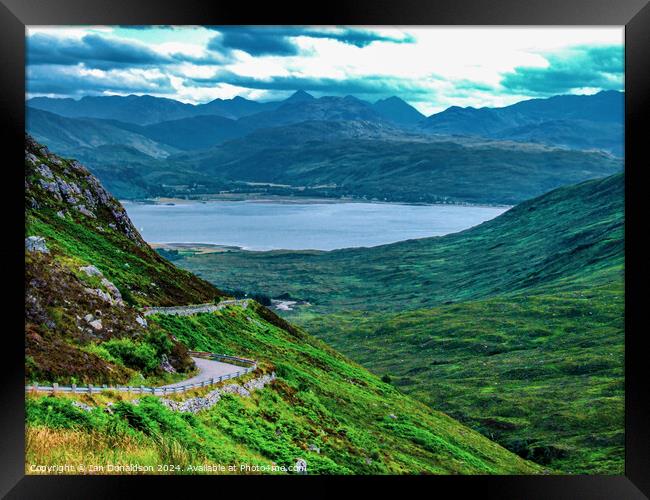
left=122, top=200, right=508, bottom=251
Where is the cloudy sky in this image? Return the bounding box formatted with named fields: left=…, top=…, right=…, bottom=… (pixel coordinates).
left=26, top=25, right=624, bottom=115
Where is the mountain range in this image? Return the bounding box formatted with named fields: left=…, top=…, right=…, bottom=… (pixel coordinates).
left=175, top=127, right=620, bottom=205
left=27, top=90, right=623, bottom=204
left=421, top=90, right=624, bottom=155
left=27, top=89, right=424, bottom=127
left=27, top=91, right=418, bottom=153
left=28, top=90, right=622, bottom=152
left=27, top=93, right=276, bottom=124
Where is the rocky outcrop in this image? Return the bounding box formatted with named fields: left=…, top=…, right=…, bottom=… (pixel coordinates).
left=25, top=246, right=152, bottom=383
left=24, top=135, right=220, bottom=385
left=159, top=354, right=176, bottom=373
left=25, top=134, right=147, bottom=247
left=89, top=319, right=103, bottom=331
left=100, top=278, right=124, bottom=305
left=25, top=236, right=49, bottom=254
left=71, top=400, right=94, bottom=412
left=80, top=265, right=102, bottom=277
left=79, top=265, right=124, bottom=306
left=84, top=287, right=114, bottom=304
left=295, top=459, right=307, bottom=474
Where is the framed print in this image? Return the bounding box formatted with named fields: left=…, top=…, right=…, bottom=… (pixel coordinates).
left=1, top=0, right=648, bottom=497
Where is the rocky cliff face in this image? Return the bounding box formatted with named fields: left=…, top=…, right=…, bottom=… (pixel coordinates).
left=25, top=134, right=145, bottom=245
left=25, top=135, right=219, bottom=384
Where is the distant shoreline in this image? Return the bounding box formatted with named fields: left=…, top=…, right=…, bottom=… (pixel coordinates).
left=149, top=242, right=244, bottom=254
left=121, top=194, right=512, bottom=210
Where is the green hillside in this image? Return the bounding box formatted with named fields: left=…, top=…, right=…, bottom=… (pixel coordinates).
left=174, top=133, right=621, bottom=205
left=175, top=174, right=624, bottom=314
left=172, top=174, right=624, bottom=473
left=24, top=136, right=539, bottom=475
left=27, top=107, right=178, bottom=159
left=28, top=301, right=542, bottom=475
left=300, top=280, right=624, bottom=474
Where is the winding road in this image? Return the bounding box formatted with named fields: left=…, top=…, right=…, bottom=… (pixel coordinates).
left=149, top=300, right=255, bottom=390
left=26, top=300, right=258, bottom=395
left=160, top=357, right=246, bottom=389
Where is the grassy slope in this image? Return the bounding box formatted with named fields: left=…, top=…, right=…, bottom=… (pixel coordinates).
left=172, top=174, right=624, bottom=473
left=61, top=147, right=222, bottom=201
left=25, top=137, right=538, bottom=474
left=26, top=211, right=220, bottom=308
left=26, top=107, right=179, bottom=159
left=176, top=174, right=624, bottom=315
left=300, top=280, right=623, bottom=474
left=26, top=304, right=540, bottom=475
left=25, top=138, right=219, bottom=309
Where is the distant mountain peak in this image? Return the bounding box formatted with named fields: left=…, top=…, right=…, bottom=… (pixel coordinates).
left=371, top=96, right=424, bottom=125
left=286, top=90, right=315, bottom=102
left=376, top=96, right=405, bottom=104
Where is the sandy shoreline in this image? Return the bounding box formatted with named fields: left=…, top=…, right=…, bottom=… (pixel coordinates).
left=149, top=242, right=243, bottom=254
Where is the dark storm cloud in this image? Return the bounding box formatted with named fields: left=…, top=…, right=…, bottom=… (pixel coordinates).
left=26, top=64, right=175, bottom=97
left=206, top=26, right=414, bottom=56
left=187, top=69, right=434, bottom=98
left=27, top=33, right=229, bottom=70
left=501, top=45, right=623, bottom=95
left=209, top=29, right=300, bottom=56
left=27, top=33, right=174, bottom=69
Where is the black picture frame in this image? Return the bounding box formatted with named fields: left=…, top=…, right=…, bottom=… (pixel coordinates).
left=1, top=1, right=648, bottom=497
